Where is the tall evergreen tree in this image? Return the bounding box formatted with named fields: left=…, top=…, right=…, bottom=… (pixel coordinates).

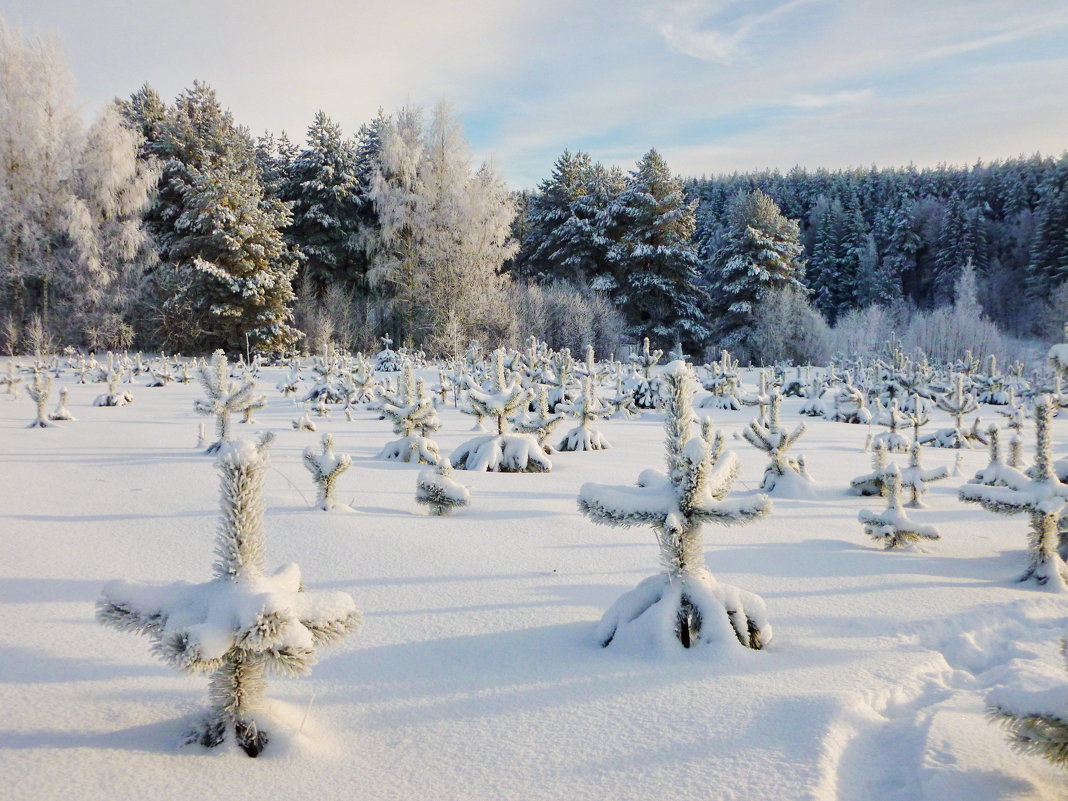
left=282, top=111, right=363, bottom=294
left=130, top=82, right=300, bottom=353
left=708, top=189, right=805, bottom=354
left=601, top=148, right=709, bottom=350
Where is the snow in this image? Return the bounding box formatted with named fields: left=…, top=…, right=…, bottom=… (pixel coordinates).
left=2, top=359, right=1068, bottom=799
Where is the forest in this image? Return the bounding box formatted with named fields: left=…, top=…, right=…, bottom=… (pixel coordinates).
left=1, top=19, right=1066, bottom=365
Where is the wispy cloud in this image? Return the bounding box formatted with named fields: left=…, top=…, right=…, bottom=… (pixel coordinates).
left=5, top=0, right=1067, bottom=187
left=653, top=0, right=819, bottom=64
left=788, top=89, right=874, bottom=109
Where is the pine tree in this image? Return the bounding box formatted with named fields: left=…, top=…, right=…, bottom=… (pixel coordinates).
left=135, top=82, right=300, bottom=353
left=959, top=395, right=1068, bottom=589
left=283, top=112, right=363, bottom=294
left=859, top=465, right=941, bottom=549
left=415, top=459, right=470, bottom=516
left=601, top=149, right=709, bottom=351
left=709, top=189, right=805, bottom=356
left=578, top=362, right=772, bottom=651
left=303, top=433, right=353, bottom=511
left=97, top=435, right=361, bottom=757
left=194, top=350, right=267, bottom=454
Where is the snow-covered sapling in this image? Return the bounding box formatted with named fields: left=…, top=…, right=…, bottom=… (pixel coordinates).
left=922, top=374, right=981, bottom=448
left=451, top=350, right=549, bottom=472
left=990, top=642, right=1068, bottom=769
left=872, top=399, right=911, bottom=452
left=376, top=369, right=441, bottom=464
left=97, top=435, right=361, bottom=757
left=629, top=337, right=664, bottom=409
left=859, top=464, right=941, bottom=550
left=93, top=368, right=134, bottom=407
left=742, top=389, right=809, bottom=493
left=557, top=375, right=612, bottom=452
left=303, top=433, right=353, bottom=511
left=415, top=459, right=470, bottom=516
left=374, top=335, right=402, bottom=372
left=829, top=379, right=872, bottom=424
left=292, top=409, right=316, bottom=431
left=25, top=371, right=53, bottom=428
left=578, top=361, right=773, bottom=652
left=513, top=385, right=565, bottom=453
left=48, top=386, right=75, bottom=421
left=899, top=441, right=950, bottom=507
left=194, top=350, right=266, bottom=454
left=959, top=396, right=1068, bottom=589
left=850, top=442, right=891, bottom=496
left=970, top=425, right=1014, bottom=488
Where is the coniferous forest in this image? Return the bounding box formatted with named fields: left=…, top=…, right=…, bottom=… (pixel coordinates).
left=2, top=18, right=1066, bottom=364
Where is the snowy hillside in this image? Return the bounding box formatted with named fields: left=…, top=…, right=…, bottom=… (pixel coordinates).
left=2, top=359, right=1066, bottom=801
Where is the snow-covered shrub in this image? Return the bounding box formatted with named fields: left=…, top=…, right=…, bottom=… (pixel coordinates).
left=742, top=390, right=810, bottom=494
left=578, top=361, right=772, bottom=652
left=193, top=350, right=266, bottom=454
left=97, top=435, right=361, bottom=757
left=959, top=396, right=1068, bottom=589
left=859, top=464, right=941, bottom=550
left=303, top=433, right=353, bottom=511
left=698, top=350, right=742, bottom=411
left=25, top=371, right=52, bottom=428
left=557, top=375, right=612, bottom=452
left=451, top=350, right=549, bottom=472
left=415, top=459, right=470, bottom=516
left=48, top=386, right=75, bottom=421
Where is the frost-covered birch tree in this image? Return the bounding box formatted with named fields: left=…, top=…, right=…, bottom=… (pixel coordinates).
left=369, top=102, right=516, bottom=354
left=0, top=20, right=158, bottom=344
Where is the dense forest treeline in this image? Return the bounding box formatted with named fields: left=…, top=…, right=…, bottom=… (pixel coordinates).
left=1, top=18, right=1066, bottom=362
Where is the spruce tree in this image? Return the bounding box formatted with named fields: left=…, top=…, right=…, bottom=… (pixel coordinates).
left=601, top=149, right=709, bottom=351
left=283, top=112, right=363, bottom=294
left=709, top=189, right=805, bottom=356
left=133, top=82, right=300, bottom=353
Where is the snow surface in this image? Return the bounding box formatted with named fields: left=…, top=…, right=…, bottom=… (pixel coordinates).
left=2, top=361, right=1067, bottom=800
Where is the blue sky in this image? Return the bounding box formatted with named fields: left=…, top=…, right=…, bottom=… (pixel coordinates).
left=7, top=0, right=1068, bottom=187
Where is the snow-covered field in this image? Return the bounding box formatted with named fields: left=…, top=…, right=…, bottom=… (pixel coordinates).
left=2, top=361, right=1066, bottom=801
